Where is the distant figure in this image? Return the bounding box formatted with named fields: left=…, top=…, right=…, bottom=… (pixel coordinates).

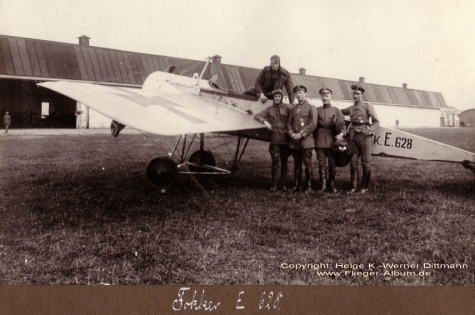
left=75, top=109, right=82, bottom=129
left=254, top=90, right=292, bottom=192
left=243, top=55, right=295, bottom=105
left=3, top=111, right=11, bottom=134
left=395, top=119, right=399, bottom=129
left=24, top=109, right=32, bottom=127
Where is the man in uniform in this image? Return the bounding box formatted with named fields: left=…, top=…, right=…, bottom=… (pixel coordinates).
left=314, top=87, right=345, bottom=193
left=3, top=111, right=11, bottom=134
left=254, top=90, right=292, bottom=192
left=341, top=85, right=379, bottom=194
left=287, top=85, right=317, bottom=193
left=243, top=55, right=295, bottom=105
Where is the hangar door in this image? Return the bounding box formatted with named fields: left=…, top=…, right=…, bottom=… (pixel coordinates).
left=0, top=78, right=77, bottom=129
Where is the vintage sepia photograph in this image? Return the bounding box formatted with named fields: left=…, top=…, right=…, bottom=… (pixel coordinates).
left=0, top=0, right=474, bottom=297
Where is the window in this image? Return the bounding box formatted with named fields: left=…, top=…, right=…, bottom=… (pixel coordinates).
left=41, top=102, right=49, bottom=118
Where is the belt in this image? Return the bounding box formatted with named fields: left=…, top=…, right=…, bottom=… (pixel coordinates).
left=352, top=122, right=369, bottom=126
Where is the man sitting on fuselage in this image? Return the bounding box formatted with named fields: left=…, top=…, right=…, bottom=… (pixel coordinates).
left=243, top=55, right=295, bottom=105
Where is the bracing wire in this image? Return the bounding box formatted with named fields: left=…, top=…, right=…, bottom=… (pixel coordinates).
left=137, top=130, right=172, bottom=156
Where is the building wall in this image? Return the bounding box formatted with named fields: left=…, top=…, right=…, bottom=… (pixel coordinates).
left=440, top=108, right=460, bottom=127
left=0, top=35, right=450, bottom=129
left=307, top=99, right=441, bottom=128
left=440, top=112, right=459, bottom=127
left=85, top=97, right=442, bottom=129
left=89, top=107, right=114, bottom=128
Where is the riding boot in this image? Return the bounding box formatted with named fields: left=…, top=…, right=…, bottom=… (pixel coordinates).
left=348, top=168, right=359, bottom=194
left=303, top=168, right=313, bottom=193
left=360, top=169, right=371, bottom=194
left=359, top=170, right=367, bottom=193
left=280, top=163, right=288, bottom=191
left=318, top=169, right=327, bottom=193
left=270, top=163, right=279, bottom=192
left=328, top=169, right=337, bottom=193
left=291, top=168, right=301, bottom=192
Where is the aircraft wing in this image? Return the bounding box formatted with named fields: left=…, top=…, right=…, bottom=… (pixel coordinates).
left=37, top=81, right=263, bottom=135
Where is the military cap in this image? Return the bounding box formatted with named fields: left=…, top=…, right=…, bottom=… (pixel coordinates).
left=270, top=55, right=280, bottom=62
left=351, top=84, right=365, bottom=93
left=319, top=87, right=333, bottom=95
left=293, top=84, right=307, bottom=93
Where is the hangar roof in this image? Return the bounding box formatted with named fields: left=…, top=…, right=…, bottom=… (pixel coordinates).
left=0, top=34, right=447, bottom=108
left=459, top=108, right=475, bottom=117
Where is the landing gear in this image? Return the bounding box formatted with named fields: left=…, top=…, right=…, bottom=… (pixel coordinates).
left=145, top=133, right=250, bottom=189
left=145, top=157, right=178, bottom=188
left=188, top=150, right=216, bottom=173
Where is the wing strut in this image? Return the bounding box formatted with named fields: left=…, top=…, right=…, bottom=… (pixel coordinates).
left=170, top=135, right=183, bottom=159
left=199, top=133, right=205, bottom=161
left=232, top=136, right=250, bottom=173
left=180, top=134, right=187, bottom=163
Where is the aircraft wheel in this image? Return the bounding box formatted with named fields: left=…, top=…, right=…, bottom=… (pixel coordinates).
left=188, top=150, right=216, bottom=173
left=145, top=157, right=178, bottom=188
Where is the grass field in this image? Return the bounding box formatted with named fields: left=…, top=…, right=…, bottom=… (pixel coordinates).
left=0, top=128, right=474, bottom=285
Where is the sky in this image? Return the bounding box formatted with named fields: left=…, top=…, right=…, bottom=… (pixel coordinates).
left=1, top=0, right=475, bottom=110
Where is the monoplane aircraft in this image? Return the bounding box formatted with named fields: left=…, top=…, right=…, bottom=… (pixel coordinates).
left=38, top=58, right=475, bottom=189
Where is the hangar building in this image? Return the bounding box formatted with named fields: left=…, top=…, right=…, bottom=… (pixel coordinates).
left=0, top=34, right=448, bottom=129
left=459, top=109, right=475, bottom=127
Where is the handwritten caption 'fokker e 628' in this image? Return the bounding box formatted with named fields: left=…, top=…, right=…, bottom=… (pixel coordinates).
left=173, top=287, right=283, bottom=312
left=374, top=132, right=413, bottom=149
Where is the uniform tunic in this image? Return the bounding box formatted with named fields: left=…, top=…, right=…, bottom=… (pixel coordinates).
left=254, top=66, right=295, bottom=104
left=243, top=66, right=295, bottom=104
left=287, top=100, right=317, bottom=149
left=287, top=99, right=317, bottom=177
left=255, top=103, right=292, bottom=145
left=341, top=101, right=379, bottom=170
left=314, top=104, right=345, bottom=172
left=314, top=105, right=345, bottom=148
left=341, top=101, right=379, bottom=136
left=255, top=103, right=292, bottom=163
